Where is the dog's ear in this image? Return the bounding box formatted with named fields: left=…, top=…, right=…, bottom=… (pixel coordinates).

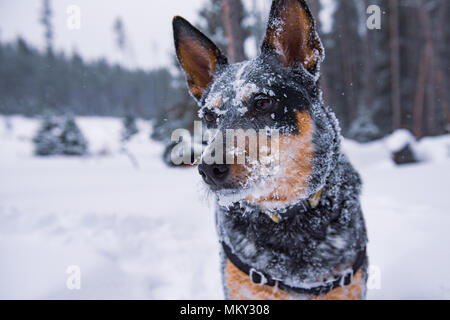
left=173, top=16, right=227, bottom=101
left=261, top=0, right=323, bottom=75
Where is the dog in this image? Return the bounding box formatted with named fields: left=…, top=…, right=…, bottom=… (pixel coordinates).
left=173, top=0, right=368, bottom=300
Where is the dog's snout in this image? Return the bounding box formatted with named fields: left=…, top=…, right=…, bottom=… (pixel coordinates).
left=198, top=164, right=230, bottom=188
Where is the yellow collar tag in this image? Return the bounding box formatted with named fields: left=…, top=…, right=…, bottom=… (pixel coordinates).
left=268, top=213, right=281, bottom=223
left=265, top=189, right=323, bottom=223
left=309, top=189, right=323, bottom=208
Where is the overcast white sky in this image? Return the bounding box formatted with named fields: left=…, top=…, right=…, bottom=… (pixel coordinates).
left=0, top=0, right=333, bottom=71
left=0, top=0, right=207, bottom=70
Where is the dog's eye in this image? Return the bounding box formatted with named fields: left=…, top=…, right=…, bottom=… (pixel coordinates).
left=254, top=96, right=274, bottom=111
left=204, top=111, right=217, bottom=123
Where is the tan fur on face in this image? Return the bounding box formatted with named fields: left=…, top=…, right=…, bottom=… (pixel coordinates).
left=227, top=111, right=314, bottom=207
left=247, top=111, right=314, bottom=205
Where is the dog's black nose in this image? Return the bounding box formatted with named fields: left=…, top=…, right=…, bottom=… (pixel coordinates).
left=198, top=164, right=230, bottom=187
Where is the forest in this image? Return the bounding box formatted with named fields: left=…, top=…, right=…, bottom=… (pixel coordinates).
left=0, top=0, right=448, bottom=142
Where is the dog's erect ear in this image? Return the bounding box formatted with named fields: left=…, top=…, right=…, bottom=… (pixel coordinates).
left=173, top=16, right=227, bottom=101
left=261, top=0, right=323, bottom=74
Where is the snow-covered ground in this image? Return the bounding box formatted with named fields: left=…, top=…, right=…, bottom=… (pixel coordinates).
left=0, top=115, right=449, bottom=300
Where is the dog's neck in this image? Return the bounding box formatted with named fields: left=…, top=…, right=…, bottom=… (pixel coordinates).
left=215, top=152, right=368, bottom=287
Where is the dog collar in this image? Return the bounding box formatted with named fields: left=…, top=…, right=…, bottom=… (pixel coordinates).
left=265, top=188, right=324, bottom=223
left=222, top=241, right=366, bottom=296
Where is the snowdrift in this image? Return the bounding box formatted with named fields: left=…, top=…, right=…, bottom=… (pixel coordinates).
left=0, top=116, right=449, bottom=299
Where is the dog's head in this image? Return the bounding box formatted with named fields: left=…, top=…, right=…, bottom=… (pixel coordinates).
left=173, top=0, right=339, bottom=210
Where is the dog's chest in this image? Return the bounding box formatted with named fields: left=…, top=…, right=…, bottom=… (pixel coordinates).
left=223, top=258, right=366, bottom=300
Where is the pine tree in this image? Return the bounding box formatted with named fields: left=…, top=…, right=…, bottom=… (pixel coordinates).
left=113, top=17, right=126, bottom=53
left=40, top=0, right=53, bottom=54
left=59, top=116, right=88, bottom=156
left=121, top=113, right=139, bottom=142
left=33, top=113, right=62, bottom=156
left=348, top=107, right=381, bottom=142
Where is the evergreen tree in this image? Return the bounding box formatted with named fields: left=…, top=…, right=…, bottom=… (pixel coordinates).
left=121, top=113, right=139, bottom=142
left=33, top=113, right=62, bottom=156
left=348, top=107, right=381, bottom=143
left=0, top=37, right=179, bottom=118
left=40, top=0, right=53, bottom=54
left=59, top=116, right=88, bottom=156
left=113, top=17, right=126, bottom=53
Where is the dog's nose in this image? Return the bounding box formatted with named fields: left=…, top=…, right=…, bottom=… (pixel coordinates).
left=198, top=164, right=230, bottom=187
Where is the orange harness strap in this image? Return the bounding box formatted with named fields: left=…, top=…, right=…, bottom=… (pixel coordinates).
left=222, top=242, right=366, bottom=298
left=225, top=259, right=365, bottom=300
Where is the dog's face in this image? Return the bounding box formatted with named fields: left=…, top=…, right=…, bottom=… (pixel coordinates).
left=173, top=0, right=337, bottom=209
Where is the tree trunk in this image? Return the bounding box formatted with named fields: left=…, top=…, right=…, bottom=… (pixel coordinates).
left=221, top=0, right=247, bottom=63
left=417, top=1, right=446, bottom=136
left=432, top=0, right=449, bottom=132
left=389, top=0, right=402, bottom=130
left=363, top=0, right=374, bottom=112
left=413, top=47, right=428, bottom=139
left=309, top=0, right=319, bottom=19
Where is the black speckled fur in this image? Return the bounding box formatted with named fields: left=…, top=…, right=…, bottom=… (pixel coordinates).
left=173, top=0, right=369, bottom=299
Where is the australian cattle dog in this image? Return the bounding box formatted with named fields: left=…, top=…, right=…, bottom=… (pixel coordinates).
left=173, top=0, right=368, bottom=300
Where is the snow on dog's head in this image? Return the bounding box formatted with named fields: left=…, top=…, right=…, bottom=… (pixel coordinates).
left=173, top=0, right=339, bottom=210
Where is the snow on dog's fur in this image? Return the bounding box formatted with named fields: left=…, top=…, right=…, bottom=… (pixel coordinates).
left=173, top=0, right=368, bottom=300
